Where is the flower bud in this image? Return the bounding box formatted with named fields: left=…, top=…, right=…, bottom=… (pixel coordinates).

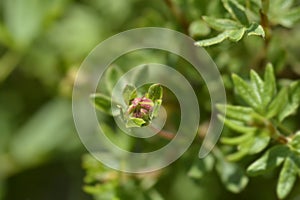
left=127, top=96, right=154, bottom=120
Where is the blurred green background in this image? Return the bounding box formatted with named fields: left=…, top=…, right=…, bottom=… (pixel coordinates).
left=0, top=0, right=188, bottom=199
left=1, top=0, right=300, bottom=199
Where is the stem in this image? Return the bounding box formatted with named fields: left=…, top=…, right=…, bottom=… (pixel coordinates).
left=259, top=0, right=271, bottom=68
left=150, top=125, right=176, bottom=140
left=163, top=0, right=189, bottom=34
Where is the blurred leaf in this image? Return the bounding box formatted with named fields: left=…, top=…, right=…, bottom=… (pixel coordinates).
left=3, top=0, right=67, bottom=49
left=132, top=65, right=149, bottom=86
left=105, top=66, right=123, bottom=94
left=90, top=93, right=112, bottom=116
left=247, top=145, right=290, bottom=176
left=188, top=154, right=215, bottom=179
left=278, top=7, right=300, bottom=28
left=216, top=159, right=249, bottom=193
left=47, top=4, right=102, bottom=63
left=202, top=16, right=241, bottom=31
left=268, top=0, right=298, bottom=27
left=122, top=85, right=137, bottom=105
left=188, top=20, right=211, bottom=37
left=277, top=157, right=298, bottom=199
left=9, top=99, right=75, bottom=167
left=222, top=0, right=249, bottom=25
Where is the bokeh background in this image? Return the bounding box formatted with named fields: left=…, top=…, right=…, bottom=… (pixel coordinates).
left=1, top=0, right=300, bottom=200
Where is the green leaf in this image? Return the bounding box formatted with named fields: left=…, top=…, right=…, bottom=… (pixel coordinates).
left=279, top=81, right=300, bottom=121
left=246, top=23, right=265, bottom=37
left=202, top=16, right=241, bottom=31
left=216, top=159, right=249, bottom=193
left=105, top=65, right=123, bottom=94
left=266, top=87, right=288, bottom=119
left=218, top=115, right=257, bottom=133
left=228, top=28, right=246, bottom=42
left=195, top=28, right=245, bottom=46
left=277, top=157, right=298, bottom=199
left=147, top=84, right=163, bottom=102
left=263, top=63, right=276, bottom=107
left=195, top=31, right=229, bottom=46
left=126, top=117, right=146, bottom=128
left=247, top=145, right=290, bottom=176
left=250, top=70, right=264, bottom=107
left=216, top=104, right=254, bottom=122
left=122, top=85, right=137, bottom=105
left=232, top=74, right=261, bottom=111
left=151, top=99, right=162, bottom=119
left=221, top=133, right=253, bottom=145
left=90, top=93, right=112, bottom=115
left=246, top=130, right=270, bottom=154
left=290, top=131, right=300, bottom=154
left=222, top=0, right=249, bottom=25
left=188, top=154, right=215, bottom=179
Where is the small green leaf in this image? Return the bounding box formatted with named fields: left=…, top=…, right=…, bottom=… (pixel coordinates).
left=222, top=0, right=249, bottom=25
left=277, top=157, right=298, bottom=199
left=247, top=145, right=290, bottom=176
left=228, top=28, right=245, bottom=42
left=147, top=84, right=163, bottom=102
left=279, top=81, right=300, bottom=121
left=126, top=117, right=146, bottom=128
left=195, top=31, right=229, bottom=46
left=90, top=93, right=112, bottom=115
left=216, top=104, right=254, bottom=122
left=151, top=99, right=162, bottom=119
left=122, top=85, right=137, bottom=105
left=232, top=74, right=261, bottom=111
left=250, top=70, right=264, bottom=106
left=246, top=23, right=265, bottom=38
left=216, top=159, right=249, bottom=193
left=188, top=154, right=215, bottom=179
left=266, top=87, right=288, bottom=119
left=290, top=131, right=300, bottom=154
left=202, top=16, right=241, bottom=31
left=263, top=63, right=276, bottom=107
left=218, top=115, right=257, bottom=133
left=221, top=133, right=253, bottom=145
